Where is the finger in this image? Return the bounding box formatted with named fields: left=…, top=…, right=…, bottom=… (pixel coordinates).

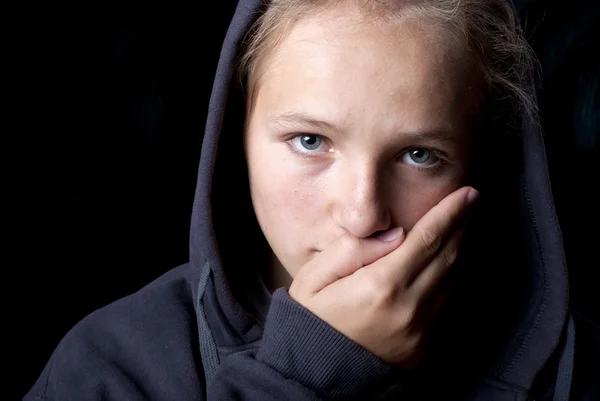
left=375, top=186, right=477, bottom=286
left=292, top=227, right=405, bottom=296
left=409, top=225, right=466, bottom=297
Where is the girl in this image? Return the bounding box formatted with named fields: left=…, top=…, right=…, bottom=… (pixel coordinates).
left=26, top=0, right=599, bottom=400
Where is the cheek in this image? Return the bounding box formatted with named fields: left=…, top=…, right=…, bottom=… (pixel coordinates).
left=247, top=130, right=325, bottom=220
left=255, top=170, right=317, bottom=226
left=246, top=138, right=326, bottom=267
left=248, top=146, right=315, bottom=221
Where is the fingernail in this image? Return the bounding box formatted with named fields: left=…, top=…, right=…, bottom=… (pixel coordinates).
left=466, top=189, right=479, bottom=205
left=377, top=227, right=404, bottom=242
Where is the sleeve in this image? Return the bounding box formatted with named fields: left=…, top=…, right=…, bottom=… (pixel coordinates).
left=206, top=288, right=392, bottom=400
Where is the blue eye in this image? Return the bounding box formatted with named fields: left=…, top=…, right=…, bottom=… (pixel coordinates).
left=408, top=148, right=431, bottom=164
left=300, top=135, right=322, bottom=150
left=401, top=148, right=443, bottom=169
left=289, top=134, right=332, bottom=155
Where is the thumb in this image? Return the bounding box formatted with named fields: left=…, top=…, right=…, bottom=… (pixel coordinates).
left=291, top=227, right=405, bottom=297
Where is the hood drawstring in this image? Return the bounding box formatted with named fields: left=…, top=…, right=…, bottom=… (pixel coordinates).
left=553, top=314, right=576, bottom=401
left=196, top=261, right=220, bottom=388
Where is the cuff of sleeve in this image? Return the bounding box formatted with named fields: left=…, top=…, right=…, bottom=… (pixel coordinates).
left=256, top=288, right=392, bottom=399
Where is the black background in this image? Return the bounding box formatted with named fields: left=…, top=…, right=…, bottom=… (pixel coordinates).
left=20, top=0, right=599, bottom=397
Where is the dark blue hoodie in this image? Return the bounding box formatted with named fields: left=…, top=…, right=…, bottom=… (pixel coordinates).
left=25, top=0, right=600, bottom=400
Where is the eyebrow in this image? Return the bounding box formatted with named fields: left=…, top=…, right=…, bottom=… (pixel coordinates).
left=267, top=111, right=460, bottom=144
left=268, top=112, right=344, bottom=133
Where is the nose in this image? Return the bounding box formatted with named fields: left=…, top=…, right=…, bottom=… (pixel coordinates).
left=331, top=162, right=391, bottom=238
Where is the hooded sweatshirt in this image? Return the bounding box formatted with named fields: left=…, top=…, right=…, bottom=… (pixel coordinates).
left=25, top=0, right=600, bottom=400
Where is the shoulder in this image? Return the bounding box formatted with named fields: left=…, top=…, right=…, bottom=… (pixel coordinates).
left=24, top=263, right=205, bottom=401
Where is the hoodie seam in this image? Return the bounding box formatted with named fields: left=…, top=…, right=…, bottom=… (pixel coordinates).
left=502, top=180, right=549, bottom=381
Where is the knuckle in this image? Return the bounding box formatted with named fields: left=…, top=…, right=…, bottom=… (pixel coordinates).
left=288, top=284, right=300, bottom=301
left=395, top=302, right=417, bottom=330
left=288, top=279, right=305, bottom=299
left=440, top=246, right=458, bottom=267
left=418, top=228, right=442, bottom=254
left=359, top=271, right=394, bottom=307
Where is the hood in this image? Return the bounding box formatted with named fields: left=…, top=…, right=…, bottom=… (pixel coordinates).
left=188, top=0, right=570, bottom=395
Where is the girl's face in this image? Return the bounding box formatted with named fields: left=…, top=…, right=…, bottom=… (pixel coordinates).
left=245, top=10, right=479, bottom=278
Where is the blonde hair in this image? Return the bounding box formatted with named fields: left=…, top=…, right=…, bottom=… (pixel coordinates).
left=237, top=0, right=539, bottom=122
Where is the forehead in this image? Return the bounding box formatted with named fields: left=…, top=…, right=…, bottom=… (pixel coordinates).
left=252, top=10, right=479, bottom=131
left=264, top=8, right=470, bottom=81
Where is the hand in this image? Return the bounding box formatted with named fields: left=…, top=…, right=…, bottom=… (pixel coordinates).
left=288, top=186, right=478, bottom=368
